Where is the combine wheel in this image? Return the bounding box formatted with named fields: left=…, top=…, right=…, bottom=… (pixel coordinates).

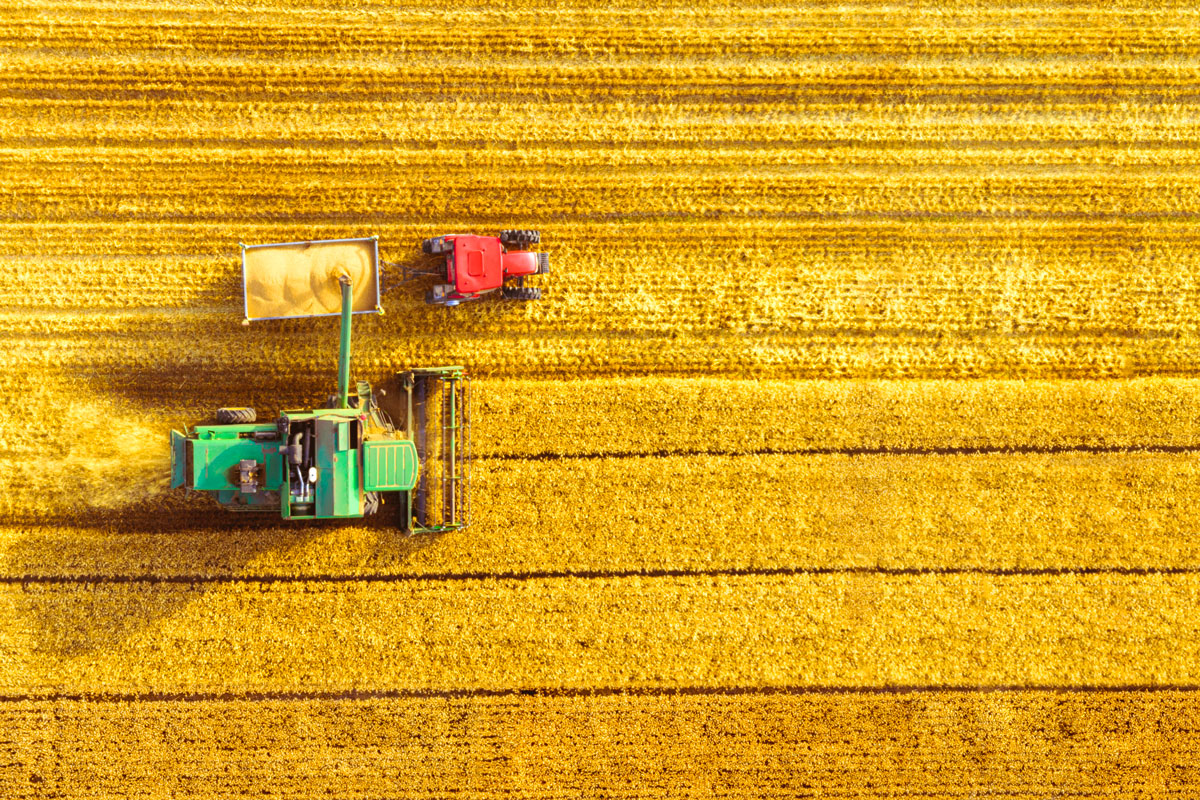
left=397, top=491, right=412, bottom=532
left=216, top=407, right=256, bottom=424
left=502, top=286, right=542, bottom=301
left=500, top=229, right=540, bottom=249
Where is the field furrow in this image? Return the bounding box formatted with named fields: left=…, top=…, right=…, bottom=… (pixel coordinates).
left=15, top=23, right=1200, bottom=60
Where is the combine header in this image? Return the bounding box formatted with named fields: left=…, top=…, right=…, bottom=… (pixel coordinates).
left=169, top=237, right=471, bottom=532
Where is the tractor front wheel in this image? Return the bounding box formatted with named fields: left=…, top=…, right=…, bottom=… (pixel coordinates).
left=500, top=229, right=540, bottom=249
left=501, top=286, right=542, bottom=301
left=216, top=407, right=256, bottom=424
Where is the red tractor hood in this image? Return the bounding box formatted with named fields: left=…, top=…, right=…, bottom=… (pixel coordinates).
left=452, top=235, right=504, bottom=294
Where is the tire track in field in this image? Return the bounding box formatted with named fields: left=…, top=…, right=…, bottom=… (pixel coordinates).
left=7, top=564, right=1200, bottom=587
left=5, top=683, right=1200, bottom=703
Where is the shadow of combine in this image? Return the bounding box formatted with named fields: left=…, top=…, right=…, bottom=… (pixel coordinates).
left=11, top=247, right=501, bottom=665
left=8, top=491, right=444, bottom=661
left=79, top=243, right=555, bottom=422
left=87, top=281, right=518, bottom=417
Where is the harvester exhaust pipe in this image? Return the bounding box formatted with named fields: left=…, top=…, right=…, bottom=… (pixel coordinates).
left=337, top=274, right=352, bottom=409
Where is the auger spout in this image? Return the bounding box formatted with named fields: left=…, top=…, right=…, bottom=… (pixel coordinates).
left=337, top=274, right=352, bottom=409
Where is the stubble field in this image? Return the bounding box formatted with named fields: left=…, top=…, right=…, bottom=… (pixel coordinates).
left=4, top=0, right=1200, bottom=796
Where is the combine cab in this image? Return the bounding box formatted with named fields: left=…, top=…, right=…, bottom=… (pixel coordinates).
left=169, top=237, right=471, bottom=532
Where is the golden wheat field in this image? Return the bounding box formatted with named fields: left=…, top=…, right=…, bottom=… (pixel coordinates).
left=4, top=0, right=1200, bottom=796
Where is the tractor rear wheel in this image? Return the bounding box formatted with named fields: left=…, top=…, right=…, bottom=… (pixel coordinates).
left=500, top=229, right=540, bottom=249
left=216, top=407, right=256, bottom=424
left=501, top=286, right=542, bottom=301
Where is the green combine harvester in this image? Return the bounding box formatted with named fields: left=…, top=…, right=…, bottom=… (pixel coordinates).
left=169, top=237, right=470, bottom=533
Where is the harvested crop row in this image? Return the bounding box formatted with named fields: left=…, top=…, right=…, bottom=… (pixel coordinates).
left=4, top=691, right=1198, bottom=798
left=17, top=167, right=1200, bottom=221
left=4, top=573, right=1199, bottom=694
left=6, top=450, right=1200, bottom=578
left=17, top=22, right=1200, bottom=60
left=28, top=146, right=1200, bottom=178
left=9, top=234, right=1200, bottom=342
left=22, top=151, right=1200, bottom=180
left=0, top=2, right=809, bottom=27
left=9, top=57, right=1200, bottom=85
left=15, top=143, right=1200, bottom=169
left=13, top=100, right=1200, bottom=150
left=12, top=262, right=1200, bottom=341
left=9, top=326, right=1200, bottom=386
left=3, top=25, right=909, bottom=61
left=6, top=69, right=1197, bottom=109
left=0, top=62, right=810, bottom=107
left=23, top=144, right=1200, bottom=170
left=11, top=154, right=1200, bottom=185
left=0, top=217, right=1187, bottom=256
left=10, top=0, right=1199, bottom=23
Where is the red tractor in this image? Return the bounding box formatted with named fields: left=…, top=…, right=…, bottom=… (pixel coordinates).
left=420, top=230, right=549, bottom=306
